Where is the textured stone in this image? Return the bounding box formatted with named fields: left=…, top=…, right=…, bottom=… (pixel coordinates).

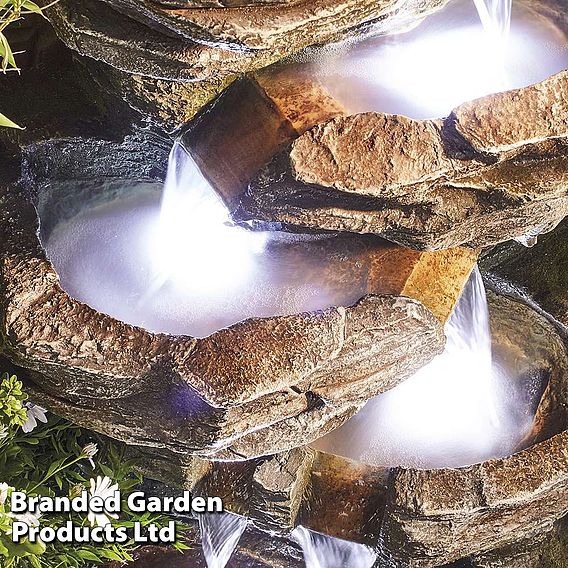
left=6, top=291, right=563, bottom=563
left=42, top=0, right=450, bottom=80
left=181, top=72, right=478, bottom=324
left=379, top=294, right=568, bottom=566
left=83, top=56, right=235, bottom=131
left=487, top=290, right=568, bottom=448
left=383, top=431, right=568, bottom=566
left=297, top=451, right=388, bottom=545
left=469, top=515, right=568, bottom=568
left=240, top=72, right=568, bottom=251
left=481, top=219, right=568, bottom=331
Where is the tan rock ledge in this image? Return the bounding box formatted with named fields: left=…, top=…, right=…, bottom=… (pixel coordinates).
left=238, top=70, right=568, bottom=251
left=0, top=133, right=480, bottom=462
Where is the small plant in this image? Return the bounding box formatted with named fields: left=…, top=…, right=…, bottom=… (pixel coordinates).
left=0, top=372, right=190, bottom=567
left=0, top=0, right=58, bottom=129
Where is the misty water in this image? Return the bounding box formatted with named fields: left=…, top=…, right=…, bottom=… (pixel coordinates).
left=302, top=0, right=568, bottom=118
left=291, top=526, right=377, bottom=568
left=312, top=267, right=540, bottom=469
left=45, top=144, right=377, bottom=337
left=199, top=512, right=247, bottom=568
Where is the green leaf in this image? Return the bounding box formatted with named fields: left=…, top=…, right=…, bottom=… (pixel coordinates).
left=22, top=0, right=45, bottom=15
left=0, top=33, right=17, bottom=71
left=77, top=549, right=101, bottom=562
left=0, top=112, right=22, bottom=129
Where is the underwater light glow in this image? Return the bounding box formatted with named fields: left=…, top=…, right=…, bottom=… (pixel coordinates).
left=312, top=268, right=540, bottom=469
left=147, top=143, right=267, bottom=296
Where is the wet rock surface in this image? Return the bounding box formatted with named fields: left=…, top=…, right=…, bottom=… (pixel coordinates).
left=239, top=72, right=568, bottom=251
left=41, top=0, right=451, bottom=80
left=482, top=219, right=568, bottom=331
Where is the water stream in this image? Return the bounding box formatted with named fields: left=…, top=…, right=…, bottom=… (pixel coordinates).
left=45, top=143, right=376, bottom=337
left=291, top=526, right=377, bottom=568
left=42, top=1, right=558, bottom=564
left=199, top=512, right=248, bottom=568
left=312, top=267, right=539, bottom=469
left=303, top=0, right=568, bottom=119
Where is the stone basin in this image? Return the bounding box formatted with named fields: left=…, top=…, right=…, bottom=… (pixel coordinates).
left=0, top=134, right=482, bottom=462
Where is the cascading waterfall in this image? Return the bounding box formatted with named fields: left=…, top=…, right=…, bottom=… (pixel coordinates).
left=473, top=0, right=512, bottom=41
left=291, top=526, right=377, bottom=568
left=199, top=512, right=248, bottom=568
left=45, top=142, right=372, bottom=337
left=309, top=0, right=568, bottom=118
left=312, top=266, right=538, bottom=469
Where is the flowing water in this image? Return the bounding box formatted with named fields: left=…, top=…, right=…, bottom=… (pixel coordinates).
left=42, top=1, right=555, bottom=565
left=44, top=143, right=378, bottom=337
left=199, top=512, right=248, bottom=568
left=301, top=0, right=568, bottom=118
left=312, top=267, right=540, bottom=469
left=291, top=526, right=377, bottom=568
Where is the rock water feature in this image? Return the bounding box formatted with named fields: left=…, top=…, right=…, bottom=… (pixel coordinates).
left=199, top=512, right=248, bottom=568
left=44, top=142, right=408, bottom=337
left=303, top=0, right=565, bottom=119
left=1, top=0, right=568, bottom=566
left=313, top=267, right=539, bottom=469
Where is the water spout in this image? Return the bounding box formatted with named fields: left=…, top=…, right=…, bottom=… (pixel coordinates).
left=199, top=512, right=248, bottom=568
left=308, top=0, right=568, bottom=119
left=291, top=526, right=377, bottom=568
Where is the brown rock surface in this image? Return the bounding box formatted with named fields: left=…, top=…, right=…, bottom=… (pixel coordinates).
left=40, top=0, right=451, bottom=80
left=382, top=431, right=568, bottom=566
left=481, top=218, right=568, bottom=330
left=181, top=70, right=478, bottom=324
left=240, top=71, right=568, bottom=251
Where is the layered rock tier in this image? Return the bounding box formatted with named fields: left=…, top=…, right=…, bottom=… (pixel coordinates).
left=41, top=0, right=451, bottom=80
left=237, top=71, right=568, bottom=250
left=0, top=131, right=485, bottom=461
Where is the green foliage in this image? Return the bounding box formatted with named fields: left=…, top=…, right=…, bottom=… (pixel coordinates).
left=0, top=0, right=59, bottom=128
left=0, top=373, right=191, bottom=567
left=0, top=373, right=28, bottom=428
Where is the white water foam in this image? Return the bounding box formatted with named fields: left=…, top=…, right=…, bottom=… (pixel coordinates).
left=44, top=144, right=373, bottom=337
left=199, top=512, right=248, bottom=568
left=306, top=0, right=568, bottom=118
left=291, top=526, right=377, bottom=568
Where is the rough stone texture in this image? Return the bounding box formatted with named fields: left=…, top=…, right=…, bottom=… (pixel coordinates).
left=487, top=291, right=568, bottom=448
left=41, top=0, right=451, bottom=80
left=383, top=430, right=568, bottom=567
left=0, top=136, right=447, bottom=461
left=481, top=219, right=568, bottom=331
left=83, top=56, right=235, bottom=132
left=298, top=451, right=388, bottom=546
left=181, top=71, right=478, bottom=324
left=379, top=294, right=568, bottom=566
left=240, top=71, right=568, bottom=251
left=468, top=515, right=568, bottom=568
left=4, top=290, right=565, bottom=563
left=250, top=448, right=314, bottom=532
left=179, top=70, right=346, bottom=209
left=112, top=292, right=567, bottom=558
